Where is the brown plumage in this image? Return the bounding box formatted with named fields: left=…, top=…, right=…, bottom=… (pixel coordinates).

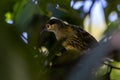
left=43, top=17, right=98, bottom=80
left=45, top=17, right=98, bottom=53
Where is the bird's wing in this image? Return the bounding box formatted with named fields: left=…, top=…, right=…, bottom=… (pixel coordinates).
left=77, top=28, right=98, bottom=48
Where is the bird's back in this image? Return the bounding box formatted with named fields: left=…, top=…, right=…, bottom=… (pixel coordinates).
left=62, top=24, right=98, bottom=52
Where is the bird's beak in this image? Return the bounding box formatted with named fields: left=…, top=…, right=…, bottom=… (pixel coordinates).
left=40, top=24, right=49, bottom=35
left=40, top=24, right=55, bottom=35
left=40, top=28, right=46, bottom=35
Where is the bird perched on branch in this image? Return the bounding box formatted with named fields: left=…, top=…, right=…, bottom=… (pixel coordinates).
left=43, top=17, right=98, bottom=80
left=45, top=17, right=98, bottom=54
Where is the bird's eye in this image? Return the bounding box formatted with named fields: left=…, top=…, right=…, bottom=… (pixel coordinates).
left=46, top=24, right=50, bottom=29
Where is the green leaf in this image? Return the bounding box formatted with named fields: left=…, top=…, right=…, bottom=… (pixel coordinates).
left=13, top=0, right=39, bottom=31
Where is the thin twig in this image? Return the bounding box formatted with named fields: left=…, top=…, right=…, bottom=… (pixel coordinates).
left=103, top=62, right=120, bottom=70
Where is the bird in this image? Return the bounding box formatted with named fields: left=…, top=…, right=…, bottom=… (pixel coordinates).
left=45, top=17, right=98, bottom=54
left=43, top=17, right=98, bottom=80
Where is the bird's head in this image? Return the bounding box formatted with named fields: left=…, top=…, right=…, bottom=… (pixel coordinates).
left=45, top=17, right=68, bottom=33
left=45, top=17, right=74, bottom=40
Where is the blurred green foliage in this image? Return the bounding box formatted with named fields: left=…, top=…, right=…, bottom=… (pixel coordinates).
left=0, top=0, right=120, bottom=80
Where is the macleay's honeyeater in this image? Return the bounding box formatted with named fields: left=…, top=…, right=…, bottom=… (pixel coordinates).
left=45, top=17, right=98, bottom=54
left=42, top=17, right=98, bottom=80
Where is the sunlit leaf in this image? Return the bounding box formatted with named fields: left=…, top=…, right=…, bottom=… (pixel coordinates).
left=5, top=12, right=13, bottom=24
left=111, top=69, right=120, bottom=80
